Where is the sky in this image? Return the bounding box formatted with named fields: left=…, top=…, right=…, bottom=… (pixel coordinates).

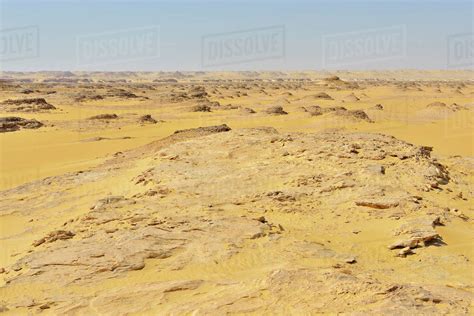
left=0, top=0, right=472, bottom=71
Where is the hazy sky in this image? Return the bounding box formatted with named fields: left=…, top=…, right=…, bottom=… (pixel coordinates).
left=0, top=0, right=472, bottom=71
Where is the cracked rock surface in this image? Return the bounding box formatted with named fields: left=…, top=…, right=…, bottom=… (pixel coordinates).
left=1, top=125, right=472, bottom=314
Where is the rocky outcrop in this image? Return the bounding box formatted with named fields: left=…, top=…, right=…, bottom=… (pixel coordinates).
left=0, top=98, right=56, bottom=112
left=0, top=118, right=471, bottom=314
left=138, top=114, right=158, bottom=124
left=173, top=124, right=231, bottom=135
left=389, top=216, right=443, bottom=253
left=190, top=104, right=211, bottom=112
left=266, top=105, right=288, bottom=115
left=0, top=117, right=43, bottom=132
left=302, top=105, right=372, bottom=122
left=88, top=114, right=119, bottom=120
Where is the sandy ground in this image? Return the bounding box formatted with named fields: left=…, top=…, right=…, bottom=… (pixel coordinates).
left=0, top=71, right=473, bottom=314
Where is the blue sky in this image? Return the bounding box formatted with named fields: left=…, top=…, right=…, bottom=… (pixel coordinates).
left=0, top=0, right=472, bottom=71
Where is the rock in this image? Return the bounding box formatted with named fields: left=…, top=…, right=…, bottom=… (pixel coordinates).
left=32, top=230, right=75, bottom=247
left=188, top=86, right=208, bottom=98
left=397, top=247, right=413, bottom=257
left=325, top=75, right=340, bottom=81
left=7, top=216, right=265, bottom=287
left=345, top=257, right=357, bottom=264
left=173, top=124, right=231, bottom=135
left=389, top=216, right=442, bottom=250
left=303, top=106, right=372, bottom=122
left=0, top=98, right=56, bottom=112
left=0, top=117, right=43, bottom=132
left=80, top=136, right=132, bottom=142
left=1, top=120, right=472, bottom=314
left=424, top=102, right=465, bottom=113
left=241, top=107, right=256, bottom=114
left=313, top=92, right=333, bottom=99
left=347, top=110, right=372, bottom=121
left=423, top=162, right=449, bottom=185
left=267, top=191, right=296, bottom=202
left=343, top=93, right=360, bottom=102
left=374, top=104, right=384, bottom=110
left=415, top=292, right=443, bottom=303
left=333, top=109, right=372, bottom=122
left=105, top=88, right=143, bottom=99
left=355, top=199, right=399, bottom=209
left=138, top=114, right=158, bottom=124
left=90, top=196, right=135, bottom=211
left=303, top=105, right=324, bottom=116
left=366, top=164, right=385, bottom=174
left=190, top=104, right=211, bottom=112
left=39, top=302, right=52, bottom=309
left=88, top=114, right=118, bottom=120
left=14, top=297, right=36, bottom=308
left=11, top=264, right=22, bottom=272
left=266, top=105, right=288, bottom=115
left=448, top=103, right=466, bottom=111
left=326, top=106, right=347, bottom=112
left=74, top=92, right=104, bottom=102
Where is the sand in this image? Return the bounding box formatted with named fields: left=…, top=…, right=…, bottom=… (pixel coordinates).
left=0, top=70, right=473, bottom=314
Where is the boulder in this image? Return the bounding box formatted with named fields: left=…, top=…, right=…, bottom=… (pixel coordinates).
left=266, top=105, right=288, bottom=115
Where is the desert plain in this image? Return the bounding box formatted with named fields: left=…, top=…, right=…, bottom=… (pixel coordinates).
left=0, top=70, right=473, bottom=314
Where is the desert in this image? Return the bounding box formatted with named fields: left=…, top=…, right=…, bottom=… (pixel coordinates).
left=0, top=70, right=473, bottom=314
